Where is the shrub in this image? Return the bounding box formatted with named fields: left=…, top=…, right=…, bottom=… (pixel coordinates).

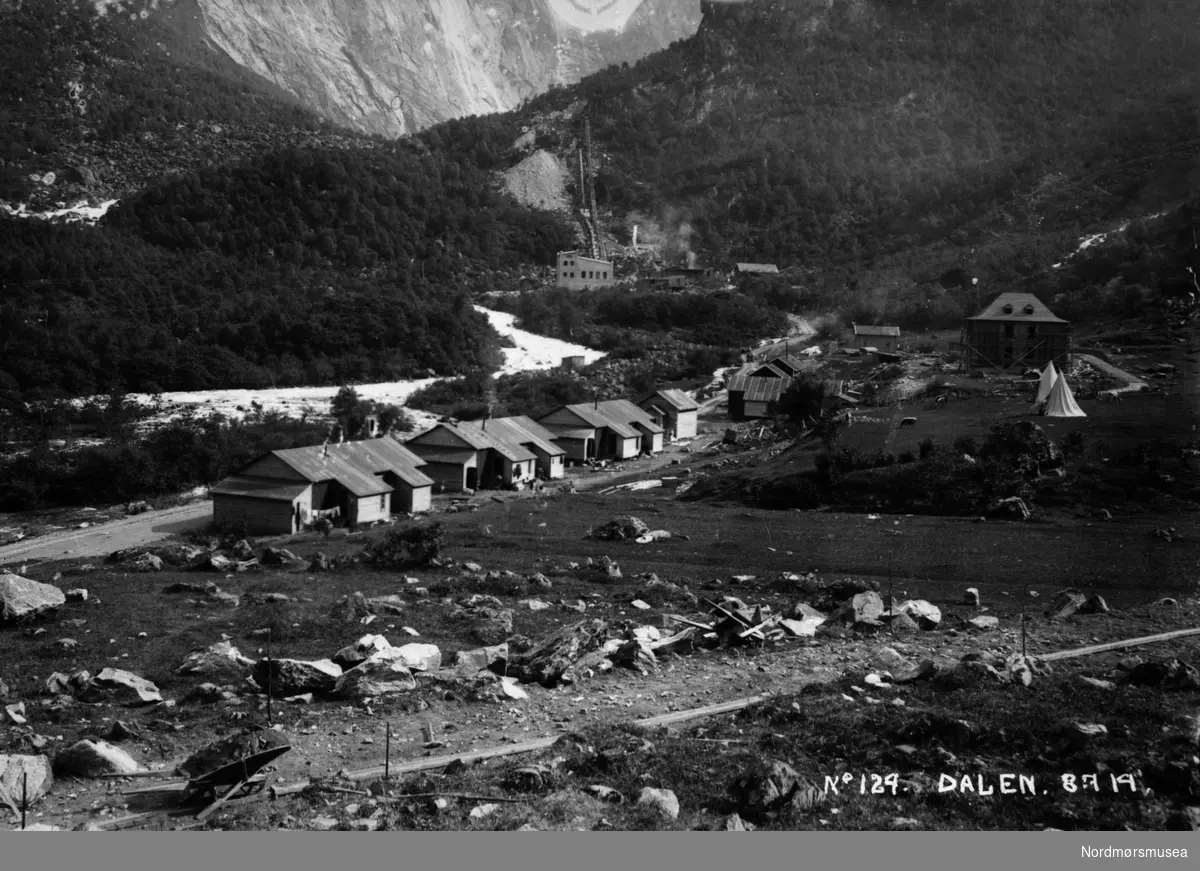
left=1061, top=430, right=1086, bottom=458
left=918, top=437, right=936, bottom=460
left=365, top=520, right=444, bottom=567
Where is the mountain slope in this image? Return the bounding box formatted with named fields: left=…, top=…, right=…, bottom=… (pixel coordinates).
left=506, top=0, right=1200, bottom=322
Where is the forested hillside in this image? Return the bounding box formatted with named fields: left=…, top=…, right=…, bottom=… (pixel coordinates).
left=0, top=140, right=578, bottom=402
left=510, top=0, right=1200, bottom=323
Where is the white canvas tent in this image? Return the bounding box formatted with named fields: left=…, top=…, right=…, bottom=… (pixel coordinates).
left=1033, top=361, right=1059, bottom=405
left=1043, top=372, right=1086, bottom=418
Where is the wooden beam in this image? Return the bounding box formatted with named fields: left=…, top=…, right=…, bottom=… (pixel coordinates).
left=1037, top=626, right=1200, bottom=663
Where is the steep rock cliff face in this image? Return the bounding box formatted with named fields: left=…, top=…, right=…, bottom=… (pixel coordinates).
left=194, top=0, right=701, bottom=136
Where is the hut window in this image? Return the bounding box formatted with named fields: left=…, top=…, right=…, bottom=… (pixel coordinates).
left=1024, top=304, right=1035, bottom=315
left=1029, top=324, right=1039, bottom=337
left=1002, top=304, right=1013, bottom=314
left=380, top=495, right=386, bottom=510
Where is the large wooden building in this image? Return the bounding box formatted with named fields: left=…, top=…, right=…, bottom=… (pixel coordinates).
left=537, top=400, right=664, bottom=463
left=637, top=388, right=700, bottom=442
left=851, top=323, right=901, bottom=353
left=961, top=292, right=1072, bottom=372
left=453, top=416, right=566, bottom=481
left=404, top=419, right=558, bottom=492
left=555, top=251, right=615, bottom=290
left=210, top=437, right=433, bottom=535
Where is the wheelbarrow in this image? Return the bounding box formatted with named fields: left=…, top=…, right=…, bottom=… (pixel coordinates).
left=184, top=743, right=293, bottom=822
left=118, top=742, right=292, bottom=823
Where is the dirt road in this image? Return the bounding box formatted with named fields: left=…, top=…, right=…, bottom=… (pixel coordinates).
left=0, top=501, right=212, bottom=568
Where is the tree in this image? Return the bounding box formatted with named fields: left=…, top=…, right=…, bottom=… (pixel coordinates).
left=777, top=375, right=827, bottom=428
left=330, top=385, right=374, bottom=440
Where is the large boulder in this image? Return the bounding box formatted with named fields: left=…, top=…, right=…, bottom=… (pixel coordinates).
left=894, top=599, right=942, bottom=630
left=252, top=658, right=342, bottom=696
left=0, top=755, right=53, bottom=805
left=449, top=644, right=508, bottom=674
left=827, top=592, right=885, bottom=627
left=174, top=641, right=255, bottom=680
left=588, top=515, right=650, bottom=541
left=386, top=643, right=441, bottom=672
left=148, top=543, right=208, bottom=567
left=332, top=634, right=394, bottom=670
left=81, top=668, right=162, bottom=704
left=54, top=740, right=140, bottom=778
left=508, top=619, right=609, bottom=688
left=0, top=573, right=66, bottom=623
left=334, top=653, right=418, bottom=700
left=260, top=547, right=299, bottom=566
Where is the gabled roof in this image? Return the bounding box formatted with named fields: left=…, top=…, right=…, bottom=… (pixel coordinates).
left=639, top=388, right=700, bottom=413
left=743, top=361, right=789, bottom=379
left=736, top=263, right=779, bottom=274
left=967, top=292, right=1068, bottom=324
left=210, top=476, right=311, bottom=502
left=455, top=417, right=557, bottom=462
left=415, top=421, right=538, bottom=463
left=727, top=374, right=793, bottom=403
left=550, top=399, right=664, bottom=439
left=269, top=446, right=393, bottom=497
left=853, top=324, right=901, bottom=337
left=758, top=354, right=805, bottom=375
left=325, top=439, right=434, bottom=488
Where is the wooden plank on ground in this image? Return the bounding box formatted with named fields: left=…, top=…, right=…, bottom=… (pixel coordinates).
left=1038, top=626, right=1200, bottom=663
left=345, top=735, right=562, bottom=783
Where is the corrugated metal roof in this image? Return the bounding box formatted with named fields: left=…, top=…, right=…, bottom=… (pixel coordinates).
left=457, top=416, right=564, bottom=458
left=326, top=440, right=434, bottom=488
left=967, top=292, right=1068, bottom=324
left=736, top=263, right=779, bottom=274
left=728, top=375, right=792, bottom=403
left=853, top=324, right=901, bottom=337
left=542, top=400, right=663, bottom=440
left=210, top=476, right=311, bottom=501
left=409, top=422, right=493, bottom=452
left=540, top=426, right=595, bottom=441
left=759, top=354, right=805, bottom=375
left=409, top=449, right=477, bottom=465
left=640, top=388, right=700, bottom=412
left=453, top=421, right=538, bottom=463
left=743, top=361, right=789, bottom=379
left=270, top=447, right=393, bottom=497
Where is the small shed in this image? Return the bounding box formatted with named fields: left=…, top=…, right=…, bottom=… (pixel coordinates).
left=852, top=324, right=901, bottom=353
left=726, top=373, right=793, bottom=421
left=637, top=388, right=700, bottom=441
left=210, top=477, right=313, bottom=536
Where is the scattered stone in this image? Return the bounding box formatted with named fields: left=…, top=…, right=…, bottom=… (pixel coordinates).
left=469, top=803, right=497, bottom=820
left=308, top=553, right=331, bottom=573
left=366, top=595, right=407, bottom=616
left=931, top=660, right=1005, bottom=691
left=892, top=817, right=921, bottom=830
left=636, top=787, right=679, bottom=819
left=164, top=581, right=219, bottom=596
left=309, top=817, right=339, bottom=831
left=462, top=562, right=483, bottom=573
left=521, top=599, right=553, bottom=612
left=260, top=547, right=299, bottom=566
left=720, top=813, right=751, bottom=831
left=0, top=573, right=66, bottom=623
left=828, top=592, right=885, bottom=627
left=508, top=619, right=610, bottom=687
left=630, top=600, right=651, bottom=611
left=963, top=588, right=980, bottom=607
left=65, top=589, right=88, bottom=603
left=231, top=540, right=254, bottom=560
left=448, top=644, right=508, bottom=674
left=0, top=755, right=53, bottom=805
left=988, top=496, right=1031, bottom=521
left=1080, top=594, right=1110, bottom=615
left=175, top=641, right=255, bottom=680
left=589, top=516, right=650, bottom=541
left=587, top=785, right=624, bottom=803
left=252, top=658, right=342, bottom=696
left=334, top=654, right=417, bottom=701
left=527, top=573, right=553, bottom=591
left=968, top=615, right=999, bottom=631
left=54, top=740, right=139, bottom=778
left=894, top=599, right=941, bottom=630
left=1075, top=675, right=1116, bottom=691
left=1125, top=659, right=1200, bottom=691
left=729, top=759, right=803, bottom=817
left=54, top=638, right=78, bottom=652
left=82, top=668, right=163, bottom=704
left=1050, top=590, right=1088, bottom=620
left=125, top=553, right=164, bottom=572
left=884, top=611, right=922, bottom=637
left=332, top=634, right=394, bottom=670
left=106, top=720, right=142, bottom=742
